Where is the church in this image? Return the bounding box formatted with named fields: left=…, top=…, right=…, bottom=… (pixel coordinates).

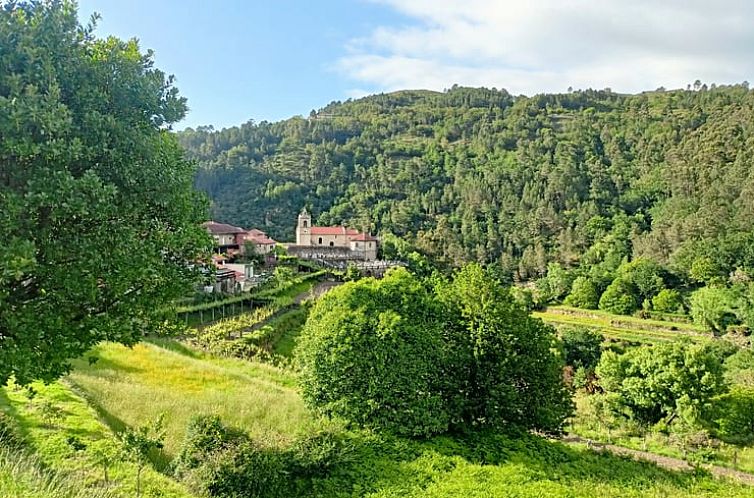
left=294, top=208, right=378, bottom=261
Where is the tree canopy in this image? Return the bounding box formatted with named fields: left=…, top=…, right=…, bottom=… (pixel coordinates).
left=0, top=1, right=209, bottom=383
left=296, top=265, right=571, bottom=437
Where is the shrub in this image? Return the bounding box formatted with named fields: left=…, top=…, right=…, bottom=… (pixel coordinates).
left=652, top=289, right=683, bottom=313
left=689, top=286, right=739, bottom=335
left=297, top=264, right=573, bottom=437
left=565, top=277, right=599, bottom=309
left=599, top=278, right=638, bottom=315
left=596, top=340, right=726, bottom=425
left=174, top=415, right=247, bottom=476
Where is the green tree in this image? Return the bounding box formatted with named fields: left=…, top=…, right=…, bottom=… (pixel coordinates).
left=652, top=289, right=684, bottom=313
left=438, top=264, right=572, bottom=433
left=565, top=276, right=599, bottom=309
left=598, top=278, right=639, bottom=315
left=596, top=340, right=727, bottom=426
left=712, top=387, right=754, bottom=446
left=689, top=286, right=738, bottom=335
left=296, top=268, right=451, bottom=436
left=0, top=1, right=210, bottom=384
left=561, top=327, right=603, bottom=370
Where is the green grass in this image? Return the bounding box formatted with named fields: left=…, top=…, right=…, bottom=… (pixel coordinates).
left=0, top=380, right=191, bottom=497
left=267, top=306, right=310, bottom=357
left=67, top=341, right=311, bottom=456
left=534, top=305, right=708, bottom=344
left=0, top=447, right=114, bottom=498
left=300, top=430, right=752, bottom=497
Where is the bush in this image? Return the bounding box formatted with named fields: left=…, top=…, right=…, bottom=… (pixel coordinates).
left=689, top=286, right=739, bottom=335
left=652, top=289, right=683, bottom=313
left=191, top=439, right=294, bottom=498
left=296, top=268, right=451, bottom=437
left=297, top=264, right=573, bottom=437
left=178, top=417, right=353, bottom=498
left=174, top=415, right=247, bottom=476
left=565, top=277, right=599, bottom=309
left=599, top=278, right=638, bottom=315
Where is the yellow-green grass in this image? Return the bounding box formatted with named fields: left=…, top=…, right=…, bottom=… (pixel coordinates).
left=0, top=447, right=114, bottom=498
left=534, top=306, right=708, bottom=344
left=67, top=341, right=311, bottom=456
left=0, top=381, right=191, bottom=498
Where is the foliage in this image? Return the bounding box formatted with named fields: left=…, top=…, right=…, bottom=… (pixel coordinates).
left=561, top=327, right=603, bottom=370
left=711, top=387, right=754, bottom=445
left=178, top=416, right=353, bottom=498
left=438, top=264, right=573, bottom=433
left=596, top=340, right=727, bottom=425
left=565, top=276, right=600, bottom=309
left=297, top=268, right=452, bottom=436
left=653, top=289, right=684, bottom=313
left=598, top=278, right=639, bottom=315
left=0, top=1, right=210, bottom=384
left=298, top=264, right=572, bottom=436
left=689, top=286, right=739, bottom=334
left=118, top=414, right=166, bottom=498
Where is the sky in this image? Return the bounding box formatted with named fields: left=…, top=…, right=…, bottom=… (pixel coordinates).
left=78, top=0, right=754, bottom=130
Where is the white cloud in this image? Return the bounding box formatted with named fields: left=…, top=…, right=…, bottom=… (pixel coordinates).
left=338, top=0, right=754, bottom=94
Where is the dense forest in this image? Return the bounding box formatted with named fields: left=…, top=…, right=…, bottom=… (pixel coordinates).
left=179, top=84, right=754, bottom=283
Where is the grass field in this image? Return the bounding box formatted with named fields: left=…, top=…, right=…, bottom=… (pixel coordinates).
left=0, top=378, right=191, bottom=497
left=2, top=313, right=752, bottom=497
left=67, top=341, right=311, bottom=456
left=534, top=305, right=709, bottom=343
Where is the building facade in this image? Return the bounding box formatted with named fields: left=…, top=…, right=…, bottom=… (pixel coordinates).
left=294, top=208, right=378, bottom=261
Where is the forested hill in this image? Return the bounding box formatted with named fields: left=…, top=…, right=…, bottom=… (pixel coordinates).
left=178, top=84, right=754, bottom=280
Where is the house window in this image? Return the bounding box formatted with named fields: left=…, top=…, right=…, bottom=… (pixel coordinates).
left=318, top=237, right=323, bottom=245
left=329, top=241, right=334, bottom=247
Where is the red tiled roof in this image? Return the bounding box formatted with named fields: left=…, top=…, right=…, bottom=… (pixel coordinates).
left=310, top=226, right=360, bottom=236
left=348, top=233, right=378, bottom=242
left=204, top=221, right=246, bottom=234
left=247, top=228, right=266, bottom=236
left=245, top=233, right=276, bottom=245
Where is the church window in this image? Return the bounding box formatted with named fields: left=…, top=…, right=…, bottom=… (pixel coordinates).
left=318, top=237, right=323, bottom=244
left=303, top=220, right=308, bottom=228
left=329, top=241, right=334, bottom=247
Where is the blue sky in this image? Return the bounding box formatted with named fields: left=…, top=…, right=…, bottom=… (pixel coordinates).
left=79, top=0, right=754, bottom=130
left=78, top=0, right=405, bottom=129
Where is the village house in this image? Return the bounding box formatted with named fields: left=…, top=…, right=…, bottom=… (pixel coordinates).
left=294, top=208, right=378, bottom=261
left=204, top=221, right=277, bottom=257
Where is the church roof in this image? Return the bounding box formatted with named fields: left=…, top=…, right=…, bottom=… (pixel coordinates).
left=310, top=226, right=360, bottom=236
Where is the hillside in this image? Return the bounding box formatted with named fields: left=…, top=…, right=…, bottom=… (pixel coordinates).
left=179, top=84, right=754, bottom=280
left=3, top=338, right=753, bottom=498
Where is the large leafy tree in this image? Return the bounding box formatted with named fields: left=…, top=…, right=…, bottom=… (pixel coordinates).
left=596, top=340, right=727, bottom=425
left=0, top=1, right=210, bottom=383
left=296, top=268, right=451, bottom=437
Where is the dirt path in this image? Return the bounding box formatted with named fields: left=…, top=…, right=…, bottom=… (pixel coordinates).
left=562, top=434, right=754, bottom=485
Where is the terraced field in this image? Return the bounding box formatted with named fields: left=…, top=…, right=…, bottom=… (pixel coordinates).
left=534, top=306, right=709, bottom=343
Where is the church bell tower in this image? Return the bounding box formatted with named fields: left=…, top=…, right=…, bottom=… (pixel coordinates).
left=296, top=208, right=311, bottom=245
